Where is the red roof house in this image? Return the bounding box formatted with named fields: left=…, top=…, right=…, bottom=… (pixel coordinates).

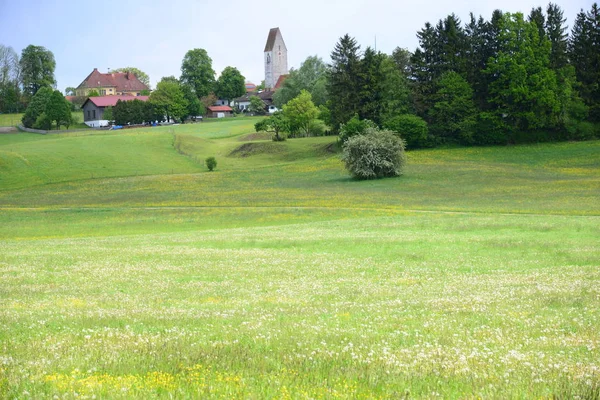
left=76, top=68, right=149, bottom=97
left=81, top=95, right=149, bottom=127
left=207, top=105, right=233, bottom=118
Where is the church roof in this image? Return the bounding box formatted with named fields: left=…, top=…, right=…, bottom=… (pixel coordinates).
left=264, top=27, right=284, bottom=52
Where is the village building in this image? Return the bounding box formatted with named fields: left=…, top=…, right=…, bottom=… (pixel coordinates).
left=75, top=68, right=149, bottom=97
left=207, top=105, right=233, bottom=118
left=81, top=95, right=149, bottom=127
left=264, top=28, right=288, bottom=90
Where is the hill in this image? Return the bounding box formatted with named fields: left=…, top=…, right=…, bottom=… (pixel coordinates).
left=0, top=118, right=599, bottom=398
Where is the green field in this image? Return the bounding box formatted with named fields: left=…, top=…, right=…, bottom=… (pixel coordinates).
left=0, top=112, right=90, bottom=130
left=1, top=118, right=599, bottom=398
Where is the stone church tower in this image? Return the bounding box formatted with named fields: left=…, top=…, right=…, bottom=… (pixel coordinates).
left=264, top=27, right=288, bottom=90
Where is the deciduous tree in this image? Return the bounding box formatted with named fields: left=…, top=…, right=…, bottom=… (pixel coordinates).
left=20, top=45, right=56, bottom=97
left=215, top=66, right=246, bottom=105
left=180, top=48, right=215, bottom=99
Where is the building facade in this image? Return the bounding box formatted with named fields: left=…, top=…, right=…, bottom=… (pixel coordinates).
left=264, top=28, right=288, bottom=90
left=76, top=68, right=149, bottom=97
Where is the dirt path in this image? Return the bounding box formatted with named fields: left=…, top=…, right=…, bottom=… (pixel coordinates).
left=0, top=126, right=17, bottom=133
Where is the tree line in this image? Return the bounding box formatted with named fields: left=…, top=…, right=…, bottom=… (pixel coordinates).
left=272, top=3, right=600, bottom=146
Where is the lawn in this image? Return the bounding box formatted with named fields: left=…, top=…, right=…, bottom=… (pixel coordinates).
left=0, top=118, right=599, bottom=398
left=0, top=111, right=90, bottom=129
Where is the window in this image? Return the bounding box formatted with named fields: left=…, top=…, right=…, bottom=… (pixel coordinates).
left=100, top=89, right=106, bottom=95
left=93, top=110, right=96, bottom=119
left=87, top=110, right=90, bottom=119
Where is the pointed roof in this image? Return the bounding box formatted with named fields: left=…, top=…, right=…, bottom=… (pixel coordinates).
left=81, top=95, right=149, bottom=108
left=76, top=68, right=149, bottom=92
left=264, top=27, right=285, bottom=52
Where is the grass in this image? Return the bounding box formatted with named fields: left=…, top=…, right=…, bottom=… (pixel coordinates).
left=0, top=118, right=599, bottom=398
left=0, top=111, right=90, bottom=129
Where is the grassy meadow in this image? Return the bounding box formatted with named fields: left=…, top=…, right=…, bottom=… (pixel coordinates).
left=0, top=117, right=599, bottom=398
left=0, top=111, right=90, bottom=130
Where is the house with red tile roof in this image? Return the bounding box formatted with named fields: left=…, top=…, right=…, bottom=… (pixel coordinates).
left=76, top=68, right=149, bottom=97
left=81, top=95, right=149, bottom=127
left=207, top=105, right=233, bottom=118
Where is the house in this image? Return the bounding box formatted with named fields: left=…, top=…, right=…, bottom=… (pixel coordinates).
left=207, top=105, right=233, bottom=118
left=81, top=95, right=149, bottom=127
left=75, top=68, right=149, bottom=97
left=232, top=90, right=277, bottom=114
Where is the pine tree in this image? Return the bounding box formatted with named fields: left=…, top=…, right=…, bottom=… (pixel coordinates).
left=545, top=3, right=568, bottom=70
left=327, top=34, right=361, bottom=132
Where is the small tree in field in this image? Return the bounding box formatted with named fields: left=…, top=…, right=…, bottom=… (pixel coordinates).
left=205, top=156, right=217, bottom=171
left=248, top=96, right=266, bottom=115
left=255, top=112, right=290, bottom=141
left=341, top=128, right=406, bottom=179
left=282, top=90, right=319, bottom=136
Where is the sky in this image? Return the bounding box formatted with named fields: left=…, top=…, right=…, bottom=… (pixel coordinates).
left=0, top=0, right=593, bottom=93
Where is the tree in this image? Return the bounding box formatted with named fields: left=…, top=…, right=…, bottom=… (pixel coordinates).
left=0, top=44, right=20, bottom=86
left=21, top=86, right=53, bottom=128
left=180, top=48, right=215, bottom=98
left=545, top=3, right=569, bottom=71
left=391, top=47, right=412, bottom=75
left=149, top=77, right=189, bottom=122
left=87, top=89, right=100, bottom=97
left=113, top=67, right=151, bottom=89
left=485, top=12, right=559, bottom=133
left=200, top=93, right=217, bottom=115
left=429, top=71, right=477, bottom=144
left=182, top=84, right=202, bottom=117
left=255, top=112, right=290, bottom=141
left=384, top=114, right=429, bottom=149
left=64, top=87, right=76, bottom=96
left=341, top=128, right=407, bottom=180
left=46, top=90, right=72, bottom=130
left=282, top=90, right=319, bottom=136
left=205, top=157, right=217, bottom=171
left=273, top=56, right=328, bottom=108
left=103, top=106, right=114, bottom=122
left=248, top=96, right=266, bottom=115
left=327, top=34, right=362, bottom=133
left=570, top=3, right=600, bottom=121
left=20, top=45, right=56, bottom=97
left=215, top=66, right=246, bottom=104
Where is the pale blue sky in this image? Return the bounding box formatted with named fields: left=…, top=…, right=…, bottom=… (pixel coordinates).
left=0, top=0, right=593, bottom=93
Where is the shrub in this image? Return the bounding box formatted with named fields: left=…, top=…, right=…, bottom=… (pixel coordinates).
left=383, top=114, right=428, bottom=148
left=339, top=115, right=377, bottom=142
left=254, top=119, right=268, bottom=132
left=565, top=120, right=597, bottom=141
left=341, top=128, right=406, bottom=180
left=205, top=157, right=217, bottom=171
left=473, top=112, right=507, bottom=145
left=308, top=119, right=327, bottom=136
left=33, top=112, right=52, bottom=130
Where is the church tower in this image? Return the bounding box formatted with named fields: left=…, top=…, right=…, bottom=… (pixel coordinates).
left=264, top=27, right=288, bottom=90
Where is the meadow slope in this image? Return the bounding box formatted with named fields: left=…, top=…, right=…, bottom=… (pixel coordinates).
left=0, top=118, right=599, bottom=398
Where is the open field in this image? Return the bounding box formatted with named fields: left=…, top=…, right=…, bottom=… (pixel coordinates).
left=0, top=112, right=90, bottom=130
left=0, top=118, right=599, bottom=398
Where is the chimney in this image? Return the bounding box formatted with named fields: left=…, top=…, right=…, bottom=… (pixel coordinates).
left=126, top=72, right=130, bottom=80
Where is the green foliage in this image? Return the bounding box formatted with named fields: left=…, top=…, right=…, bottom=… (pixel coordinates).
left=473, top=112, right=507, bottom=145
left=485, top=12, right=559, bottom=132
left=182, top=84, right=202, bottom=118
left=273, top=56, right=328, bottom=108
left=33, top=111, right=52, bottom=130
left=113, top=67, right=151, bottom=89
left=215, top=66, right=246, bottom=103
left=282, top=90, right=319, bottom=136
left=149, top=77, right=189, bottom=122
left=21, top=86, right=52, bottom=128
left=46, top=90, right=71, bottom=130
left=255, top=112, right=290, bottom=141
left=87, top=89, right=100, bottom=97
left=384, top=114, right=428, bottom=148
left=248, top=96, right=266, bottom=115
left=180, top=48, right=215, bottom=98
left=308, top=119, right=327, bottom=136
left=327, top=34, right=361, bottom=133
left=19, top=45, right=56, bottom=97
left=339, top=114, right=377, bottom=143
left=64, top=87, right=76, bottom=96
left=341, top=128, right=407, bottom=179
left=205, top=156, right=217, bottom=171
left=103, top=106, right=113, bottom=122
left=429, top=71, right=477, bottom=144
left=113, top=99, right=154, bottom=125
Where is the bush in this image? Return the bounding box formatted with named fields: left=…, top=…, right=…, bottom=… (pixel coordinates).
left=308, top=119, right=327, bottom=136
left=565, top=120, right=597, bottom=141
left=473, top=112, right=507, bottom=145
left=33, top=112, right=52, bottom=130
left=341, top=128, right=406, bottom=180
left=339, top=115, right=377, bottom=142
left=205, top=156, right=217, bottom=171
left=254, top=119, right=268, bottom=132
left=383, top=114, right=428, bottom=148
